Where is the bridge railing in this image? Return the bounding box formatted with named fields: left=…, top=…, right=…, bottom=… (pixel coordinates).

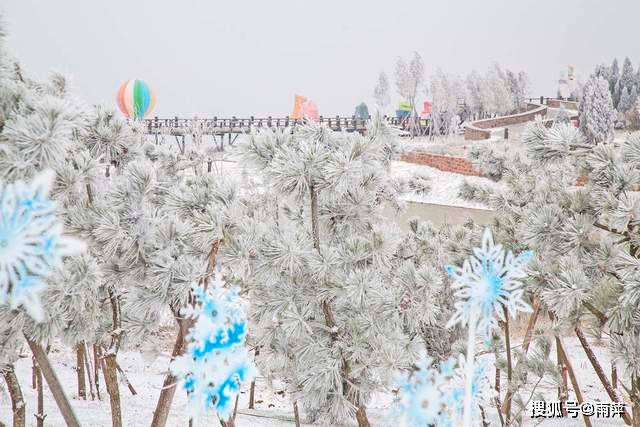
left=142, top=115, right=403, bottom=134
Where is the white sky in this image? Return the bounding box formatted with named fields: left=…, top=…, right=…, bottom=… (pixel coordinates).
left=3, top=0, right=640, bottom=117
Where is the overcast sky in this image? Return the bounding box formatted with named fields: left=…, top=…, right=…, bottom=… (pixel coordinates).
left=3, top=0, right=640, bottom=117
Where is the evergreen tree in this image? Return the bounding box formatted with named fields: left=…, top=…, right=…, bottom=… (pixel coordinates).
left=460, top=119, right=640, bottom=425
left=610, top=58, right=620, bottom=96
left=221, top=119, right=459, bottom=426
left=579, top=76, right=616, bottom=144
left=618, top=86, right=639, bottom=115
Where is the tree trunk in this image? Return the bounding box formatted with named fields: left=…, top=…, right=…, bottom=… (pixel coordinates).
left=94, top=344, right=102, bottom=400
left=249, top=348, right=259, bottom=409
left=632, top=375, right=640, bottom=427
left=151, top=241, right=220, bottom=427
left=293, top=401, right=301, bottom=427
left=104, top=288, right=124, bottom=427
left=27, top=339, right=81, bottom=427
left=150, top=318, right=192, bottom=427
left=2, top=365, right=26, bottom=427
left=309, top=183, right=369, bottom=427
left=103, top=352, right=123, bottom=427
left=613, top=363, right=618, bottom=390
left=84, top=343, right=96, bottom=400
left=76, top=343, right=87, bottom=400
left=502, top=300, right=541, bottom=422
left=248, top=380, right=256, bottom=409
left=574, top=326, right=632, bottom=425
left=521, top=299, right=541, bottom=354
left=35, top=361, right=45, bottom=427
left=555, top=331, right=592, bottom=427
left=501, top=306, right=513, bottom=425
left=556, top=337, right=568, bottom=416
left=232, top=395, right=239, bottom=421
left=31, top=357, right=37, bottom=390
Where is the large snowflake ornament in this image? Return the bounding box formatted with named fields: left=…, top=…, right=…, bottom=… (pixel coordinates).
left=172, top=274, right=257, bottom=421
left=445, top=355, right=494, bottom=421
left=445, top=228, right=533, bottom=340
left=0, top=170, right=84, bottom=320
left=394, top=353, right=493, bottom=426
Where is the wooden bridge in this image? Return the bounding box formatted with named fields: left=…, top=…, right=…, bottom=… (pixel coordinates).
left=141, top=115, right=406, bottom=148
left=141, top=115, right=405, bottom=135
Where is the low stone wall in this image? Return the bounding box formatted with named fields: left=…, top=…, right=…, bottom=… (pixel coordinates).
left=401, top=151, right=482, bottom=176
left=547, top=99, right=579, bottom=110
left=464, top=103, right=547, bottom=140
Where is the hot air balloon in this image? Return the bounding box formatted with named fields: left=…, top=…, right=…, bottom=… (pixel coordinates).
left=116, top=79, right=156, bottom=120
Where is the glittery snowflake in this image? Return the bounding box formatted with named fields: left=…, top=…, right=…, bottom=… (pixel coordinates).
left=171, top=274, right=257, bottom=421
left=445, top=228, right=533, bottom=340
left=394, top=353, right=493, bottom=427
left=0, top=170, right=84, bottom=320
left=445, top=355, right=494, bottom=421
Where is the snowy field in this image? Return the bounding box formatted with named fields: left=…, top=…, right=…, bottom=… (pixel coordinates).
left=0, top=334, right=625, bottom=426
left=391, top=160, right=501, bottom=210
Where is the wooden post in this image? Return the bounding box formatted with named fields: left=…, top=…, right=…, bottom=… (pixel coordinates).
left=504, top=127, right=509, bottom=140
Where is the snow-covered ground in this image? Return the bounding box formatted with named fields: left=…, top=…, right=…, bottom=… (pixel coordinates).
left=0, top=336, right=626, bottom=426
left=392, top=160, right=501, bottom=210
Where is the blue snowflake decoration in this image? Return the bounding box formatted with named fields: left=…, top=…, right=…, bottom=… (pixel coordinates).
left=0, top=170, right=84, bottom=321
left=172, top=275, right=257, bottom=421
left=393, top=353, right=493, bottom=426
left=445, top=355, right=494, bottom=421
left=445, top=228, right=533, bottom=340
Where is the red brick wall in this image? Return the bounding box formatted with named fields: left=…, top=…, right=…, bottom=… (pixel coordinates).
left=401, top=151, right=482, bottom=176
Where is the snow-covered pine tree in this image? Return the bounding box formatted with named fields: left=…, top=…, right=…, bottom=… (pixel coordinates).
left=579, top=75, right=616, bottom=144
left=0, top=18, right=95, bottom=427
left=617, top=57, right=636, bottom=107
left=222, top=118, right=438, bottom=426
left=610, top=58, right=620, bottom=102
left=395, top=52, right=425, bottom=136
left=460, top=118, right=640, bottom=425
left=555, top=104, right=571, bottom=124
left=373, top=71, right=391, bottom=111
left=429, top=69, right=465, bottom=137
left=618, top=86, right=639, bottom=117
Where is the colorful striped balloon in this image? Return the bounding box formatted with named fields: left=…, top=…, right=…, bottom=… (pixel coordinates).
left=116, top=79, right=156, bottom=120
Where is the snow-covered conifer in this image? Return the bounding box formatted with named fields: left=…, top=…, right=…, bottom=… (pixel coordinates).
left=579, top=75, right=616, bottom=144
left=373, top=71, right=390, bottom=111
left=228, top=118, right=430, bottom=426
